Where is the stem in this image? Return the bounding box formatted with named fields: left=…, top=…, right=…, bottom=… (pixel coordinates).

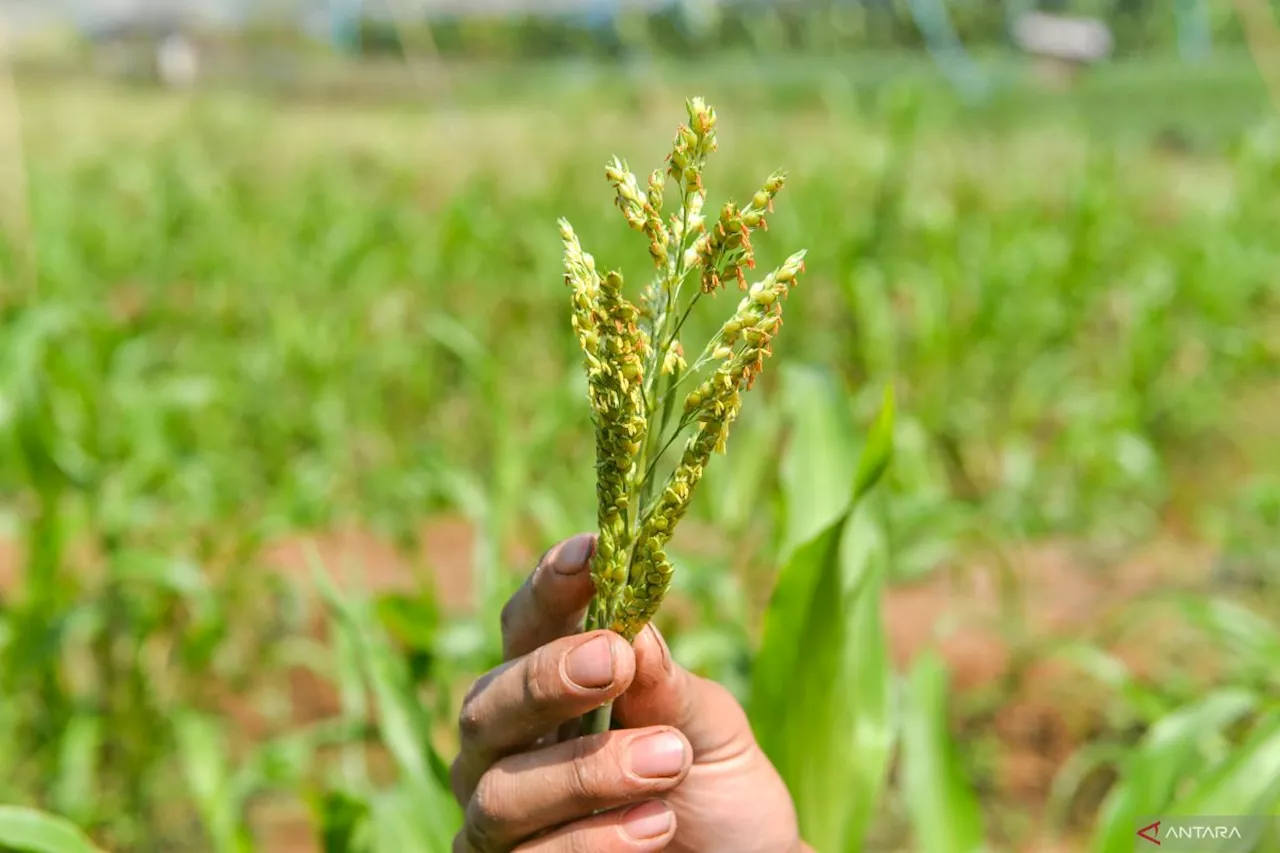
left=637, top=371, right=669, bottom=512
left=669, top=287, right=705, bottom=345
left=635, top=182, right=696, bottom=521
left=637, top=410, right=697, bottom=514
left=655, top=364, right=682, bottom=449
left=641, top=191, right=694, bottom=414
left=580, top=601, right=615, bottom=735
left=583, top=698, right=615, bottom=736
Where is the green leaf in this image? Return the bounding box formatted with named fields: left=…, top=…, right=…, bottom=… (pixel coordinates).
left=836, top=506, right=896, bottom=849
left=1045, top=742, right=1130, bottom=833
left=375, top=592, right=440, bottom=653
left=752, top=399, right=896, bottom=851
left=376, top=591, right=441, bottom=685
left=51, top=714, right=100, bottom=827
left=852, top=384, right=895, bottom=504
left=777, top=364, right=857, bottom=561
left=0, top=807, right=101, bottom=853
left=752, top=517, right=848, bottom=850
left=1090, top=689, right=1261, bottom=853
left=1170, top=710, right=1280, bottom=816
left=234, top=717, right=371, bottom=797
left=705, top=403, right=782, bottom=535
left=1172, top=597, right=1280, bottom=677
left=1046, top=641, right=1171, bottom=724
left=370, top=785, right=456, bottom=853
left=313, top=790, right=372, bottom=853
left=901, top=652, right=987, bottom=853
left=310, top=557, right=461, bottom=848
left=174, top=712, right=254, bottom=853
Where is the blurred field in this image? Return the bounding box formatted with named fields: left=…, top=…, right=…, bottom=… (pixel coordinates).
left=1, top=57, right=1279, bottom=853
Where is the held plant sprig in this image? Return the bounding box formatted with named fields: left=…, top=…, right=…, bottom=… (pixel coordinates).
left=559, top=98, right=806, bottom=733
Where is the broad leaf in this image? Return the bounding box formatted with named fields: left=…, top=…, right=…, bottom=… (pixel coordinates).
left=778, top=364, right=858, bottom=561
left=1171, top=710, right=1280, bottom=816
left=752, top=389, right=895, bottom=851
left=901, top=652, right=987, bottom=853
left=1090, top=689, right=1260, bottom=853
left=0, top=807, right=101, bottom=853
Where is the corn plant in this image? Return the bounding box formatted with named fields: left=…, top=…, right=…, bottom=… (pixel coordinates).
left=752, top=366, right=897, bottom=852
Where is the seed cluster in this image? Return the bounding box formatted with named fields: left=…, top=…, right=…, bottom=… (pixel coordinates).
left=560, top=98, right=806, bottom=642
left=694, top=172, right=787, bottom=293
left=560, top=222, right=649, bottom=630
left=607, top=159, right=670, bottom=270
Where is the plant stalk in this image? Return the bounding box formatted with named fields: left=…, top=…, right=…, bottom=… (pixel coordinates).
left=580, top=601, right=615, bottom=734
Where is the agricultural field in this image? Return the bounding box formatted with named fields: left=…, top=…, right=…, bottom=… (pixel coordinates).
left=1, top=56, right=1279, bottom=852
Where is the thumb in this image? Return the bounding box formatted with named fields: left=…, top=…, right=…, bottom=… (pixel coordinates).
left=613, top=623, right=758, bottom=763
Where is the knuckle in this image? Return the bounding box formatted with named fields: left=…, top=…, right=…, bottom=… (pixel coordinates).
left=457, top=695, right=486, bottom=745
left=464, top=817, right=495, bottom=852
left=464, top=774, right=508, bottom=846
left=448, top=754, right=468, bottom=803
left=499, top=593, right=521, bottom=638
left=521, top=645, right=564, bottom=711
left=564, top=734, right=616, bottom=803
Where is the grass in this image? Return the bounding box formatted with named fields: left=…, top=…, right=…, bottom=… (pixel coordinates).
left=0, top=57, right=1278, bottom=851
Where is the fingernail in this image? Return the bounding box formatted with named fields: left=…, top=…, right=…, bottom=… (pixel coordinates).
left=565, top=635, right=614, bottom=689
left=551, top=534, right=595, bottom=575
left=627, top=731, right=686, bottom=778
left=621, top=800, right=673, bottom=841
left=645, top=624, right=674, bottom=675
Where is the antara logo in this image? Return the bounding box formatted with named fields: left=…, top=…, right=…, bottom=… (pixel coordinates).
left=1138, top=819, right=1248, bottom=845
left=1170, top=826, right=1244, bottom=840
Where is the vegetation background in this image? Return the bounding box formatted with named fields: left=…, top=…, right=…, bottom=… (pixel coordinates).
left=1, top=1, right=1279, bottom=851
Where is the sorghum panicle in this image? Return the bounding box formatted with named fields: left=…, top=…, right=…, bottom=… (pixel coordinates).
left=561, top=99, right=806, bottom=645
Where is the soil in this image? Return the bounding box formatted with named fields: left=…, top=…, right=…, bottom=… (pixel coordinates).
left=0, top=520, right=1215, bottom=852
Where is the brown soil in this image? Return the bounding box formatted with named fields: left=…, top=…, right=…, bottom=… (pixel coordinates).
left=0, top=537, right=17, bottom=592
left=261, top=516, right=479, bottom=610
left=0, top=521, right=1215, bottom=853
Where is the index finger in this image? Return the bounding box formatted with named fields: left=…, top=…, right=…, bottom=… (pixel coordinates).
left=500, top=533, right=597, bottom=661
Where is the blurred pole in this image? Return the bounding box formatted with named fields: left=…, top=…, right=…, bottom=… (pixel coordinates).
left=905, top=0, right=991, bottom=101
left=584, top=0, right=635, bottom=62
left=678, top=0, right=718, bottom=42
left=0, top=8, right=36, bottom=300
left=331, top=0, right=363, bottom=54
left=1173, top=0, right=1212, bottom=62
left=585, top=0, right=623, bottom=29
left=1002, top=0, right=1037, bottom=36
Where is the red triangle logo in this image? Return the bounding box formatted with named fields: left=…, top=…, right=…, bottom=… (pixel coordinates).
left=1137, top=821, right=1161, bottom=845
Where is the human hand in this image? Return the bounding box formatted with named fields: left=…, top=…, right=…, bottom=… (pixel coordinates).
left=449, top=533, right=811, bottom=852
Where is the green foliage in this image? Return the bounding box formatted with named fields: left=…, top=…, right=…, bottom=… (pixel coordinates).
left=752, top=376, right=895, bottom=851
left=902, top=653, right=987, bottom=853
left=0, top=807, right=102, bottom=853
left=309, top=562, right=460, bottom=851
left=0, top=67, right=1277, bottom=852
